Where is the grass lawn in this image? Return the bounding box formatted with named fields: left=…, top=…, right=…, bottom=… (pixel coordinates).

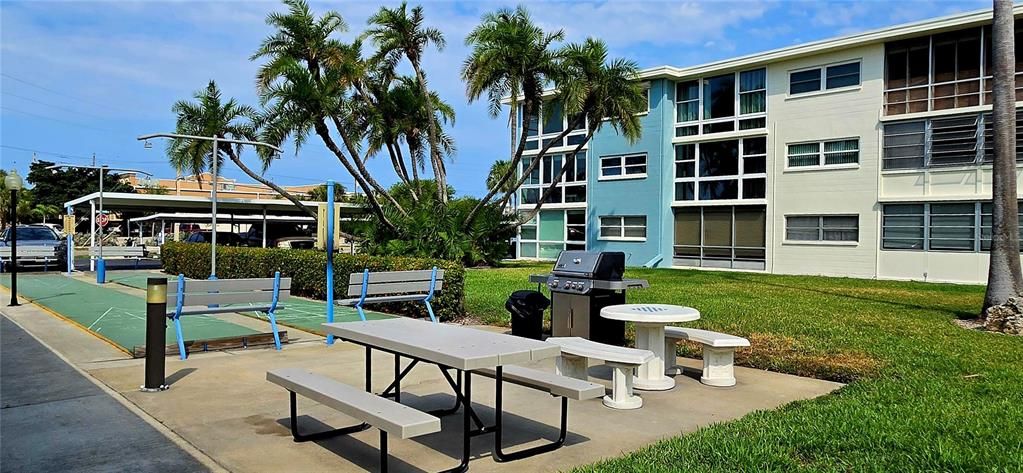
left=464, top=263, right=1023, bottom=471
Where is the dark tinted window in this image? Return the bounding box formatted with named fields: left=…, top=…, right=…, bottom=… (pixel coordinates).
left=10, top=227, right=58, bottom=241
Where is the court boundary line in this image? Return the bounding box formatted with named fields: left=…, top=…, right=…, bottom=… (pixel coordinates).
left=1, top=287, right=133, bottom=356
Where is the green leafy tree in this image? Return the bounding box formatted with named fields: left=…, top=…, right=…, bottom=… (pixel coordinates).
left=984, top=0, right=1023, bottom=312
left=26, top=160, right=135, bottom=209
left=486, top=159, right=515, bottom=202
left=30, top=203, right=60, bottom=224
left=305, top=182, right=346, bottom=201
left=364, top=2, right=449, bottom=203
left=462, top=6, right=566, bottom=227
left=0, top=170, right=35, bottom=227
left=168, top=80, right=316, bottom=218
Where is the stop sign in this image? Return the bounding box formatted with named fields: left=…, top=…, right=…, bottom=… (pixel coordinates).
left=97, top=213, right=109, bottom=227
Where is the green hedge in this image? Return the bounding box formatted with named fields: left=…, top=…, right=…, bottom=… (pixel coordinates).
left=161, top=242, right=465, bottom=321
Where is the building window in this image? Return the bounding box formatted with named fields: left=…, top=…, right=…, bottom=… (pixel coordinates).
left=518, top=209, right=586, bottom=259
left=674, top=67, right=766, bottom=136
left=789, top=61, right=861, bottom=95
left=884, top=22, right=1023, bottom=115
left=599, top=153, right=647, bottom=179
left=787, top=138, right=860, bottom=168
left=673, top=205, right=766, bottom=270
left=523, top=99, right=588, bottom=153
left=598, top=216, right=647, bottom=241
left=883, top=110, right=1023, bottom=170
left=674, top=137, right=766, bottom=202
left=519, top=153, right=586, bottom=205
left=786, top=215, right=859, bottom=242
left=639, top=83, right=651, bottom=114
left=881, top=202, right=1023, bottom=252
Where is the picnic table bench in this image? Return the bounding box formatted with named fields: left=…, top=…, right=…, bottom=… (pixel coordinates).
left=167, top=273, right=289, bottom=360
left=301, top=317, right=597, bottom=470
left=339, top=267, right=443, bottom=322
left=547, top=337, right=653, bottom=410
left=664, top=327, right=750, bottom=387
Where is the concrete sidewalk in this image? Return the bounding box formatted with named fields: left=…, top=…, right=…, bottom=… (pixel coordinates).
left=0, top=315, right=210, bottom=473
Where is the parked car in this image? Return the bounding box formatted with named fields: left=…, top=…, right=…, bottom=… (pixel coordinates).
left=0, top=225, right=68, bottom=268
left=275, top=236, right=316, bottom=250
left=183, top=231, right=246, bottom=246
left=243, top=223, right=311, bottom=248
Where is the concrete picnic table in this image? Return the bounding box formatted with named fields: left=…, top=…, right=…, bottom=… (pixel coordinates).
left=600, top=304, right=700, bottom=391
left=322, top=318, right=563, bottom=470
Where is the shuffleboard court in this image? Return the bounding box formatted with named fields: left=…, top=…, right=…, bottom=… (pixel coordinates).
left=108, top=271, right=393, bottom=334
left=0, top=274, right=261, bottom=354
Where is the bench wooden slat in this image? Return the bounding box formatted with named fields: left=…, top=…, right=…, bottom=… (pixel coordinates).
left=476, top=366, right=604, bottom=400
left=547, top=337, right=653, bottom=366
left=0, top=247, right=57, bottom=256
left=267, top=368, right=441, bottom=439
left=89, top=247, right=145, bottom=256
left=167, top=291, right=282, bottom=307
left=348, top=269, right=445, bottom=285
left=337, top=294, right=426, bottom=306
left=347, top=280, right=443, bottom=297
left=169, top=304, right=280, bottom=316
left=663, top=327, right=750, bottom=348
left=168, top=278, right=292, bottom=293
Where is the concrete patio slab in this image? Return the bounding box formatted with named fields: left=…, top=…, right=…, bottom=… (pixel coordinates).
left=2, top=287, right=842, bottom=472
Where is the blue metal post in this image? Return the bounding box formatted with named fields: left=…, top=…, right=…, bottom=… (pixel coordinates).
left=66, top=206, right=73, bottom=276
left=325, top=180, right=336, bottom=345
left=174, top=274, right=187, bottom=360
left=267, top=271, right=282, bottom=351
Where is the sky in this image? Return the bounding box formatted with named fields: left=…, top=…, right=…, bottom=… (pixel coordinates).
left=0, top=0, right=994, bottom=198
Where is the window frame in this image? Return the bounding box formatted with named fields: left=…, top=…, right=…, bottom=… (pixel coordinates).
left=674, top=67, right=767, bottom=137
left=786, top=137, right=861, bottom=170
left=598, top=153, right=648, bottom=181
left=882, top=110, right=1023, bottom=170
left=523, top=99, right=589, bottom=154
left=598, top=215, right=648, bottom=242
left=673, top=137, right=768, bottom=203
left=784, top=215, right=860, bottom=244
left=518, top=152, right=587, bottom=206
left=788, top=60, right=863, bottom=97
left=881, top=201, right=1023, bottom=252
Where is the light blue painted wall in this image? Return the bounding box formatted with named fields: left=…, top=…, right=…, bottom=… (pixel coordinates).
left=586, top=79, right=674, bottom=267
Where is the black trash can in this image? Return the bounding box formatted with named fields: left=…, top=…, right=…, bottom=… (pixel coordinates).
left=507, top=290, right=550, bottom=340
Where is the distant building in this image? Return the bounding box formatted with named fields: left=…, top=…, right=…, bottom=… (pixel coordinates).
left=121, top=172, right=320, bottom=200
left=511, top=6, right=1023, bottom=284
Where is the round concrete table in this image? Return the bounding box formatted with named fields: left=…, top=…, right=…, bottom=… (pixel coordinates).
left=600, top=304, right=700, bottom=391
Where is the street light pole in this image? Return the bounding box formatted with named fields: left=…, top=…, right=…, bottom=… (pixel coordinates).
left=5, top=170, right=24, bottom=307
left=137, top=133, right=281, bottom=280
left=46, top=164, right=151, bottom=283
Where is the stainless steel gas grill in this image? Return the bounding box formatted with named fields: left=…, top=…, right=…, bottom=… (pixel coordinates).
left=529, top=251, right=649, bottom=345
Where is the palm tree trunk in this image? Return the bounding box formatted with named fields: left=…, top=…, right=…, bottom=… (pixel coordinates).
left=312, top=120, right=397, bottom=232
left=507, top=128, right=595, bottom=231
left=405, top=143, right=423, bottom=196
left=330, top=116, right=408, bottom=216
left=495, top=116, right=584, bottom=209
left=984, top=0, right=1023, bottom=311
left=463, top=98, right=536, bottom=228
left=223, top=147, right=317, bottom=219
left=412, top=65, right=447, bottom=203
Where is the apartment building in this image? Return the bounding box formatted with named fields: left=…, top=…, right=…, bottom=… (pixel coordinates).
left=513, top=7, right=1023, bottom=284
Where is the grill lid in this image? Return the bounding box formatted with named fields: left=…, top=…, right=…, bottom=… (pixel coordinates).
left=551, top=251, right=625, bottom=281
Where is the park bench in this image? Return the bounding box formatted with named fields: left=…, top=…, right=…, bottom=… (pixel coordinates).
left=91, top=246, right=146, bottom=269
left=0, top=246, right=59, bottom=271
left=663, top=327, right=750, bottom=387
left=546, top=337, right=653, bottom=410
left=167, top=273, right=289, bottom=360
left=339, top=267, right=443, bottom=322
left=267, top=368, right=441, bottom=472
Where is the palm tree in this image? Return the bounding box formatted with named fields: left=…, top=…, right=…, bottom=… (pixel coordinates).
left=984, top=0, right=1023, bottom=312
left=364, top=2, right=449, bottom=203
left=168, top=80, right=316, bottom=218
left=462, top=6, right=565, bottom=227
left=30, top=203, right=60, bottom=224
left=514, top=38, right=645, bottom=226
left=252, top=0, right=404, bottom=230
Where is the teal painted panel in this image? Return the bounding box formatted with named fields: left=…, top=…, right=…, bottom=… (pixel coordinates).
left=539, top=210, right=564, bottom=241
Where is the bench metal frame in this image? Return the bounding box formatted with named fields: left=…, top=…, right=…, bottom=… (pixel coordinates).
left=90, top=246, right=146, bottom=270
left=348, top=267, right=442, bottom=322
left=0, top=247, right=59, bottom=272
left=168, top=272, right=286, bottom=360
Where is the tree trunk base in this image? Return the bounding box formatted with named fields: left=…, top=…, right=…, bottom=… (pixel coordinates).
left=981, top=297, right=1023, bottom=335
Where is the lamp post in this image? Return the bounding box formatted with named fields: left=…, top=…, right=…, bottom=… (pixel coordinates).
left=5, top=170, right=23, bottom=306
left=47, top=164, right=151, bottom=283
left=137, top=133, right=281, bottom=279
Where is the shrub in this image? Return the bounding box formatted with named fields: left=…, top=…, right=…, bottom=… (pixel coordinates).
left=161, top=242, right=465, bottom=320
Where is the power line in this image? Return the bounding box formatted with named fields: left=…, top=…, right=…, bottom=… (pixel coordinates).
left=0, top=145, right=166, bottom=166
left=0, top=106, right=120, bottom=134
left=0, top=72, right=129, bottom=114
left=1, top=91, right=108, bottom=121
